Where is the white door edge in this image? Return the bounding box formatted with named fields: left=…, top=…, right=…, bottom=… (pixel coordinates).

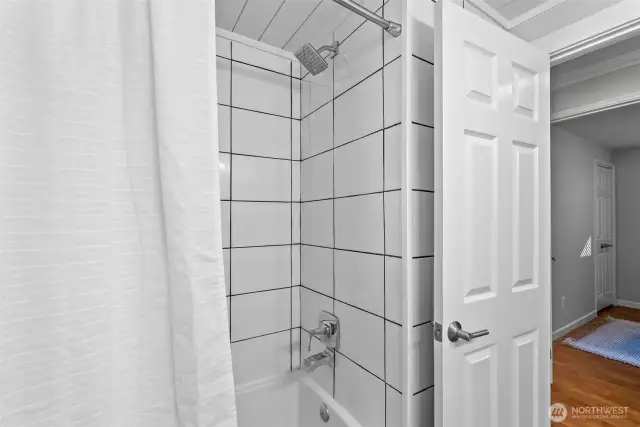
left=593, top=159, right=616, bottom=311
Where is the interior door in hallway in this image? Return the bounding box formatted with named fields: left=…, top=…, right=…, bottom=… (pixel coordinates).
left=435, top=1, right=551, bottom=426
left=595, top=162, right=615, bottom=310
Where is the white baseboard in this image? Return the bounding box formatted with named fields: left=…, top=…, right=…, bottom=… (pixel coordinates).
left=616, top=299, right=640, bottom=309
left=552, top=309, right=598, bottom=340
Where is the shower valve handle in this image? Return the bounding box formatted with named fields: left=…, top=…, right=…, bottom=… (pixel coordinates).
left=307, top=323, right=332, bottom=352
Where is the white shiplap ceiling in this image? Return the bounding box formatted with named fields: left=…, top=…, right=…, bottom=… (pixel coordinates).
left=215, top=0, right=382, bottom=54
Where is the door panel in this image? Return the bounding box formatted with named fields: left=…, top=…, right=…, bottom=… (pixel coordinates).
left=513, top=141, right=537, bottom=290
left=435, top=2, right=551, bottom=426
left=464, top=131, right=498, bottom=300
left=513, top=329, right=538, bottom=427
left=463, top=345, right=497, bottom=427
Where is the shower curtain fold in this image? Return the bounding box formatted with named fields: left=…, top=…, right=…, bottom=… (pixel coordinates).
left=0, top=1, right=236, bottom=426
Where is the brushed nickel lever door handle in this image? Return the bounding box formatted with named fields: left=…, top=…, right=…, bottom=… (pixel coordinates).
left=447, top=321, right=489, bottom=343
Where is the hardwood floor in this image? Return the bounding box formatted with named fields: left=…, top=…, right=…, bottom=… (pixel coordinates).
left=551, top=306, right=640, bottom=426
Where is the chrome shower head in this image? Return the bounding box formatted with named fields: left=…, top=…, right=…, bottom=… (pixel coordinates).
left=295, top=42, right=339, bottom=76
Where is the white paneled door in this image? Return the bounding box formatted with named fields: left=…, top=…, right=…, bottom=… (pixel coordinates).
left=595, top=163, right=615, bottom=310
left=435, top=2, right=550, bottom=427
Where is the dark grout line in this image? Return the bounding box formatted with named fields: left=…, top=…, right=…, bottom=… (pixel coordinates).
left=300, top=55, right=402, bottom=122
left=336, top=350, right=386, bottom=386
left=218, top=103, right=301, bottom=122
left=301, top=243, right=401, bottom=258
left=413, top=320, right=433, bottom=328
left=300, top=285, right=402, bottom=327
left=231, top=328, right=291, bottom=344
left=230, top=286, right=291, bottom=298
left=301, top=326, right=402, bottom=394
left=229, top=43, right=234, bottom=341
left=412, top=189, right=434, bottom=193
left=300, top=98, right=332, bottom=123
left=381, top=22, right=387, bottom=425
left=224, top=243, right=294, bottom=250
left=301, top=189, right=400, bottom=204
left=221, top=199, right=291, bottom=204
left=290, top=61, right=294, bottom=373
left=221, top=56, right=303, bottom=81
left=413, top=385, right=435, bottom=396
left=220, top=151, right=292, bottom=162
left=411, top=53, right=435, bottom=66
left=413, top=255, right=434, bottom=259
left=301, top=122, right=401, bottom=162
left=387, top=383, right=402, bottom=396
left=412, top=121, right=434, bottom=129
left=333, top=55, right=400, bottom=101
left=384, top=54, right=402, bottom=67
left=331, top=50, right=337, bottom=399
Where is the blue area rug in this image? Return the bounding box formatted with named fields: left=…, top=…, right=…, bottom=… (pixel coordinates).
left=564, top=316, right=640, bottom=367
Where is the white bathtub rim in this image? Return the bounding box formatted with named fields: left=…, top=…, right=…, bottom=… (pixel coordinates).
left=234, top=371, right=364, bottom=427
left=300, top=376, right=364, bottom=427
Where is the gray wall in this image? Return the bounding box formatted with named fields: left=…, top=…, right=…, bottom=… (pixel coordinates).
left=611, top=149, right=640, bottom=304
left=551, top=125, right=611, bottom=331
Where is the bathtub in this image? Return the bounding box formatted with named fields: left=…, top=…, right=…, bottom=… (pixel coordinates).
left=235, top=373, right=362, bottom=427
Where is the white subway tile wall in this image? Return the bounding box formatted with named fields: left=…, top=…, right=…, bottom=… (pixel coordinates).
left=232, top=41, right=291, bottom=75
left=383, top=58, right=402, bottom=127
left=301, top=101, right=333, bottom=158
left=334, top=250, right=384, bottom=316
left=334, top=71, right=384, bottom=147
left=299, top=2, right=408, bottom=425
left=231, top=246, right=291, bottom=294
left=335, top=301, right=385, bottom=378
left=335, top=354, right=386, bottom=427
left=232, top=62, right=291, bottom=117
left=333, top=20, right=383, bottom=97
left=231, top=109, right=291, bottom=159
left=231, top=288, right=291, bottom=341
left=411, top=57, right=435, bottom=127
left=334, top=132, right=384, bottom=198
left=215, top=37, right=302, bottom=391
left=301, top=245, right=334, bottom=296
left=215, top=0, right=438, bottom=424
left=384, top=125, right=402, bottom=191
left=231, top=330, right=292, bottom=385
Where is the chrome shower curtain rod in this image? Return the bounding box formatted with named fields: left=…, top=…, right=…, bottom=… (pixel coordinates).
left=333, top=0, right=402, bottom=37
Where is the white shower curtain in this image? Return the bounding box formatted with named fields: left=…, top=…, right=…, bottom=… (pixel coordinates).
left=0, top=1, right=236, bottom=426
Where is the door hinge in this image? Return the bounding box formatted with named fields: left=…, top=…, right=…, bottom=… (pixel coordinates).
left=433, top=322, right=442, bottom=342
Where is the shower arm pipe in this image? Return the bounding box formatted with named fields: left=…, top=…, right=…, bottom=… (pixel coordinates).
left=332, top=0, right=402, bottom=37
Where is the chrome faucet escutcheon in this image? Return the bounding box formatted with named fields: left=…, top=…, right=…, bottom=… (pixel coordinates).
left=302, top=311, right=340, bottom=372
